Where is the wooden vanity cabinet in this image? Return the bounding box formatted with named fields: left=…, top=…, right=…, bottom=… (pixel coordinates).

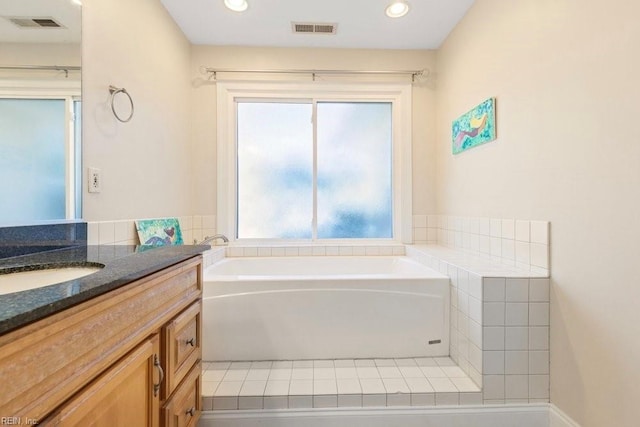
left=0, top=256, right=204, bottom=427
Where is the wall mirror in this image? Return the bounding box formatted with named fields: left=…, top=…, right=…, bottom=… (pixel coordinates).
left=0, top=0, right=81, bottom=226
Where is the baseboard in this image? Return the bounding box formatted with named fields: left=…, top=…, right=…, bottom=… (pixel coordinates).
left=200, top=404, right=550, bottom=427
left=549, top=404, right=581, bottom=427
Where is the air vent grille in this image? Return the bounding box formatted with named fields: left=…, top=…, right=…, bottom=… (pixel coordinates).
left=292, top=22, right=337, bottom=35
left=7, top=17, right=64, bottom=28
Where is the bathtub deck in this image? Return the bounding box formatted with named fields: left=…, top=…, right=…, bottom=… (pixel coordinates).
left=201, top=357, right=481, bottom=410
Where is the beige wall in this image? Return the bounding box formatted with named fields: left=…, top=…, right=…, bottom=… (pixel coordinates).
left=436, top=0, right=640, bottom=425
left=82, top=0, right=192, bottom=221
left=190, top=46, right=438, bottom=217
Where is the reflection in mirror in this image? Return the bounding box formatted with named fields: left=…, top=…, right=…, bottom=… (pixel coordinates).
left=0, top=0, right=81, bottom=225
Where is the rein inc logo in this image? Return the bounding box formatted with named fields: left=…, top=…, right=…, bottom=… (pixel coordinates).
left=1, top=417, right=38, bottom=425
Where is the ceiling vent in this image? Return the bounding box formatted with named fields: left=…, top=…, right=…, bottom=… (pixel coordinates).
left=292, top=22, right=337, bottom=35
left=7, top=17, right=65, bottom=28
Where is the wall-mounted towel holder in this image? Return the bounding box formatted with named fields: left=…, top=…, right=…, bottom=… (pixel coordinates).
left=109, top=85, right=134, bottom=123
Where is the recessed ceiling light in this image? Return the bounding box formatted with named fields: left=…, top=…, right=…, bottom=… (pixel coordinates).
left=71, top=0, right=82, bottom=5
left=224, top=0, right=248, bottom=12
left=385, top=0, right=410, bottom=18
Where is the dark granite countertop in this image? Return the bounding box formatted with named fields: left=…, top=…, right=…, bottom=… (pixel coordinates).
left=0, top=244, right=209, bottom=336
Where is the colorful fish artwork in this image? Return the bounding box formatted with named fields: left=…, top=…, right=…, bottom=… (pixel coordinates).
left=452, top=98, right=496, bottom=154
left=135, top=218, right=184, bottom=246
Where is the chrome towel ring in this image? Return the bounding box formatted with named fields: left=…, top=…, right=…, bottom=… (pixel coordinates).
left=108, top=85, right=134, bottom=123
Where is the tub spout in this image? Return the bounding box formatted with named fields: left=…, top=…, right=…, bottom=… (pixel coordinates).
left=195, top=234, right=229, bottom=245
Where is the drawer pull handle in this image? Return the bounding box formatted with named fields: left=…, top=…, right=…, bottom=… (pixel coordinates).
left=186, top=407, right=196, bottom=417
left=186, top=337, right=195, bottom=347
left=153, top=354, right=164, bottom=397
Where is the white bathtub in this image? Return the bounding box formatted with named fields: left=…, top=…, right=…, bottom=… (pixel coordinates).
left=202, top=256, right=450, bottom=361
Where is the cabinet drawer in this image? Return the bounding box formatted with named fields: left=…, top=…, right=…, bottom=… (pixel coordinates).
left=162, top=361, right=201, bottom=427
left=162, top=301, right=202, bottom=398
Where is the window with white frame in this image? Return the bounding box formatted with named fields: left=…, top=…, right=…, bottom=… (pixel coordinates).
left=217, top=82, right=412, bottom=243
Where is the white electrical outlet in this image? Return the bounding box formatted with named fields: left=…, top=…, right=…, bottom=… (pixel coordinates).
left=88, top=167, right=101, bottom=193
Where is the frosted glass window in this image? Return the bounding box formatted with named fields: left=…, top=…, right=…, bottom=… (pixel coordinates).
left=0, top=99, right=66, bottom=223
left=237, top=102, right=313, bottom=239
left=317, top=102, right=392, bottom=238
left=236, top=100, right=393, bottom=240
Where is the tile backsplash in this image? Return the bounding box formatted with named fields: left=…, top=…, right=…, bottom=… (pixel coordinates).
left=413, top=215, right=549, bottom=274
left=87, top=215, right=217, bottom=246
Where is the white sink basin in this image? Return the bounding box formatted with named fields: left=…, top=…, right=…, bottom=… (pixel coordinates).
left=0, top=266, right=103, bottom=295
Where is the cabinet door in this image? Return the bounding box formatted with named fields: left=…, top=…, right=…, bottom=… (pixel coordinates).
left=162, top=301, right=201, bottom=398
left=44, top=335, right=162, bottom=427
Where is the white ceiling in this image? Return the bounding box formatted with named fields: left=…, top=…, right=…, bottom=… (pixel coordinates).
left=161, top=0, right=476, bottom=50
left=0, top=0, right=80, bottom=44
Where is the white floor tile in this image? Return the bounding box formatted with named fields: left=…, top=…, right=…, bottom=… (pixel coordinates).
left=404, top=377, right=434, bottom=393
left=395, top=358, right=418, bottom=367
left=382, top=378, right=410, bottom=394
left=245, top=369, right=271, bottom=381
left=272, top=361, right=293, bottom=368
left=202, top=381, right=219, bottom=396
left=399, top=366, right=425, bottom=378
left=251, top=361, right=273, bottom=369
left=214, top=381, right=243, bottom=396
left=414, top=357, right=438, bottom=367
left=264, top=380, right=289, bottom=396
left=291, top=368, right=314, bottom=380
left=360, top=378, right=386, bottom=394
left=442, top=366, right=467, bottom=378
left=314, top=367, right=336, bottom=379
left=335, top=367, right=358, bottom=379
left=314, top=360, right=335, bottom=368
left=420, top=366, right=447, bottom=378
left=337, top=378, right=362, bottom=394
left=268, top=368, right=292, bottom=380
left=334, top=359, right=356, bottom=367
left=239, top=380, right=267, bottom=396
left=434, top=357, right=456, bottom=367
left=451, top=377, right=481, bottom=392
left=378, top=366, right=403, bottom=378
left=208, top=362, right=231, bottom=370
left=223, top=369, right=248, bottom=382
left=203, top=370, right=227, bottom=382
left=205, top=357, right=479, bottom=411
left=289, top=380, right=313, bottom=395
left=314, top=379, right=337, bottom=395
left=356, top=367, right=381, bottom=379
left=428, top=377, right=458, bottom=393
left=229, top=361, right=252, bottom=369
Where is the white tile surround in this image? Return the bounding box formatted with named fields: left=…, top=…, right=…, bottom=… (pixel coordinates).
left=87, top=214, right=550, bottom=406
left=407, top=245, right=550, bottom=404
left=413, top=215, right=550, bottom=274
